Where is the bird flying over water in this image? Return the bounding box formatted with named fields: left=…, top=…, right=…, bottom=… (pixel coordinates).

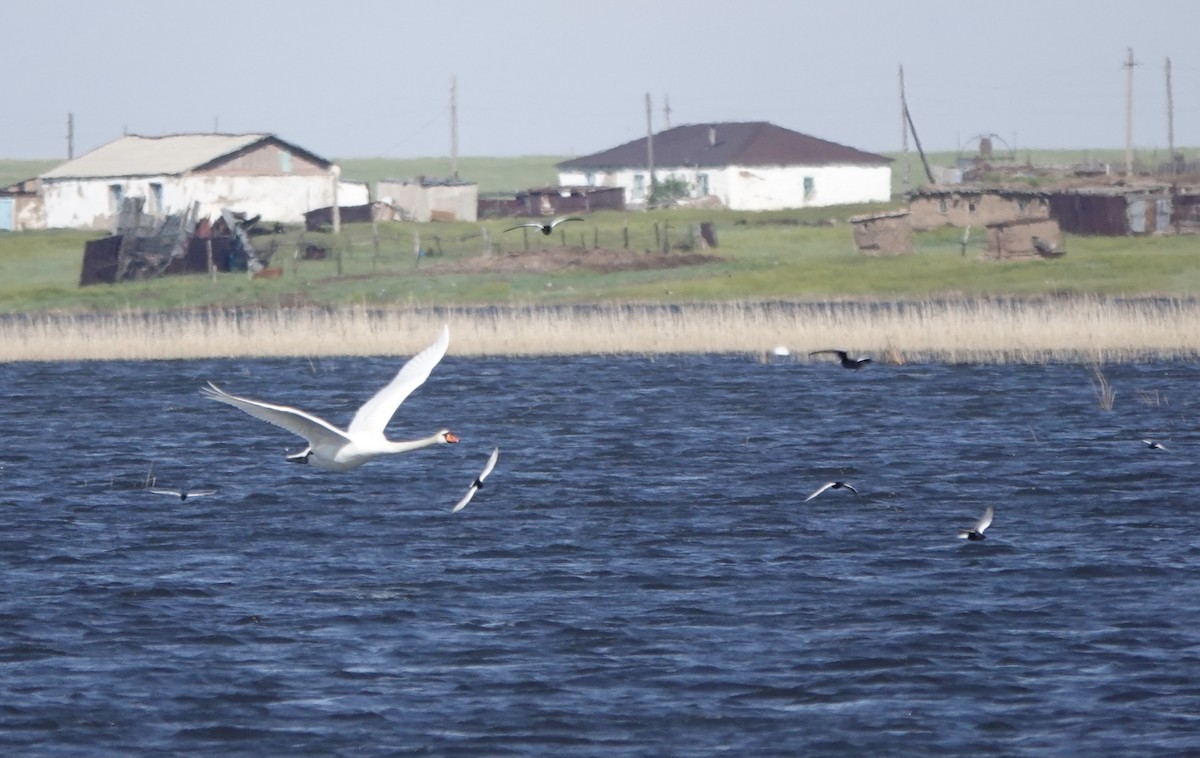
left=810, top=350, right=872, bottom=369
left=957, top=506, right=993, bottom=541
left=202, top=326, right=459, bottom=472
left=1142, top=439, right=1168, bottom=451
left=148, top=487, right=217, bottom=501
left=804, top=481, right=860, bottom=502
left=452, top=447, right=500, bottom=513
left=503, top=216, right=585, bottom=235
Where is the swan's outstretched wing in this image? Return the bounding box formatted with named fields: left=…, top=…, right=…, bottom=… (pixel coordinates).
left=974, top=506, right=994, bottom=535
left=503, top=223, right=541, bottom=232
left=452, top=447, right=499, bottom=513
left=348, top=325, right=450, bottom=437
left=551, top=216, right=585, bottom=228
left=148, top=488, right=183, bottom=498
left=202, top=382, right=350, bottom=448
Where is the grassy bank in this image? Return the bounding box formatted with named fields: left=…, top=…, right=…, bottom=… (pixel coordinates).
left=3, top=298, right=1197, bottom=363
left=3, top=208, right=1200, bottom=315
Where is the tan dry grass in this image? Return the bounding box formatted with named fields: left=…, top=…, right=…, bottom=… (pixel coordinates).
left=1, top=298, right=1197, bottom=363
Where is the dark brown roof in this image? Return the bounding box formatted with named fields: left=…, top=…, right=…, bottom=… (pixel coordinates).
left=557, top=122, right=890, bottom=171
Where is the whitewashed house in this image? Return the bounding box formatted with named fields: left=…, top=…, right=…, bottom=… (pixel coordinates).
left=556, top=122, right=892, bottom=210
left=38, top=133, right=368, bottom=230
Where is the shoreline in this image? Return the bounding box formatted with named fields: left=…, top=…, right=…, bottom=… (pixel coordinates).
left=2, top=297, right=1199, bottom=364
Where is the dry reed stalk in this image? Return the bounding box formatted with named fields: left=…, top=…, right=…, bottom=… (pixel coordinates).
left=1090, top=365, right=1117, bottom=411
left=2, top=297, right=1199, bottom=364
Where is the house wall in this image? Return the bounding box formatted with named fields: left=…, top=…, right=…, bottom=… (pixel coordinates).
left=42, top=173, right=366, bottom=229
left=558, top=163, right=891, bottom=210
left=908, top=193, right=1051, bottom=231
left=0, top=193, right=44, bottom=231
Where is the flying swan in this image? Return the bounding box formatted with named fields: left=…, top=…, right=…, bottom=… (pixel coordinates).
left=202, top=325, right=458, bottom=472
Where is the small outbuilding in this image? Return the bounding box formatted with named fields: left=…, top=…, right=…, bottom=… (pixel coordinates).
left=377, top=176, right=479, bottom=222
left=906, top=186, right=1051, bottom=231
left=1048, top=185, right=1172, bottom=235
left=985, top=218, right=1064, bottom=260
left=849, top=209, right=912, bottom=255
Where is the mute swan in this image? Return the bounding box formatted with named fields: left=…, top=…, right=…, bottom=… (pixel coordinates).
left=148, top=487, right=217, bottom=501
left=451, top=447, right=499, bottom=513
left=1141, top=439, right=1168, bottom=451
left=503, top=216, right=584, bottom=235
left=957, top=506, right=993, bottom=541
left=202, top=325, right=458, bottom=472
left=810, top=349, right=872, bottom=369
left=804, top=481, right=860, bottom=503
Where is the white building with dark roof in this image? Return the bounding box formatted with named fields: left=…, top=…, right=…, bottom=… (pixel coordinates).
left=556, top=121, right=892, bottom=211
left=39, top=133, right=368, bottom=229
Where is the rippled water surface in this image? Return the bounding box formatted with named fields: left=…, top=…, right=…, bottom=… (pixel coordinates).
left=2, top=354, right=1199, bottom=756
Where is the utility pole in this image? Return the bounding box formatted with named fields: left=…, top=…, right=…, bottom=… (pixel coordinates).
left=1124, top=47, right=1137, bottom=178
left=450, top=74, right=459, bottom=181
left=663, top=94, right=672, bottom=130
left=67, top=112, right=74, bottom=159
left=899, top=65, right=910, bottom=191
left=1166, top=56, right=1175, bottom=175
left=645, top=92, right=656, bottom=200
left=899, top=65, right=934, bottom=185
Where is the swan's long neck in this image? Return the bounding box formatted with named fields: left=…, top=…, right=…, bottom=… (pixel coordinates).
left=383, top=431, right=450, bottom=454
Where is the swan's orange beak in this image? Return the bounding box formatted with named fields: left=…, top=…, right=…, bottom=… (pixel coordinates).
left=445, top=433, right=460, bottom=443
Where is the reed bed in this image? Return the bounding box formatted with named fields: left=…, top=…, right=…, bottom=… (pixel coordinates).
left=1, top=297, right=1198, bottom=364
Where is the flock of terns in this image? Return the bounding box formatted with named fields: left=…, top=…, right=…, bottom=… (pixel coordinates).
left=145, top=323, right=1171, bottom=535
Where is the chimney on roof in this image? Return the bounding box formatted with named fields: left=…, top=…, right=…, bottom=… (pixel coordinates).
left=708, top=126, right=717, bottom=147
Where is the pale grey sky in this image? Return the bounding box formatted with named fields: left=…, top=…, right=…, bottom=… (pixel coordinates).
left=4, top=0, right=1198, bottom=161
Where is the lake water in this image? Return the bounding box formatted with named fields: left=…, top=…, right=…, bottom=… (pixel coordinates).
left=2, top=354, right=1199, bottom=756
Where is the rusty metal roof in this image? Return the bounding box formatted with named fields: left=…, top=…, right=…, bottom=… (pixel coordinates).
left=557, top=122, right=890, bottom=171
left=41, top=133, right=332, bottom=180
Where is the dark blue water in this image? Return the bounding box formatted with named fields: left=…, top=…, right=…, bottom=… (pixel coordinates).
left=2, top=355, right=1199, bottom=756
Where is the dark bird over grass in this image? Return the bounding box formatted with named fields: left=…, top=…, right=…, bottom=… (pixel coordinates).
left=503, top=216, right=585, bottom=235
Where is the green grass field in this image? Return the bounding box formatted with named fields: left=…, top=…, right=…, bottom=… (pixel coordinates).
left=2, top=204, right=1200, bottom=316
left=3, top=148, right=1198, bottom=317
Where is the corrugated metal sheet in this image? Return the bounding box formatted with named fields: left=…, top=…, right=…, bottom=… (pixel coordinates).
left=42, top=133, right=288, bottom=179
left=557, top=122, right=891, bottom=172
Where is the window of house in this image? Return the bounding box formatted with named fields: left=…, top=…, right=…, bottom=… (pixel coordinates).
left=109, top=184, right=124, bottom=215
left=149, top=183, right=164, bottom=214
left=803, top=176, right=815, bottom=201
left=280, top=150, right=293, bottom=173
left=968, top=201, right=976, bottom=212
left=697, top=173, right=709, bottom=195
left=938, top=198, right=947, bottom=213
left=633, top=173, right=645, bottom=198
left=1017, top=199, right=1028, bottom=212
left=585, top=172, right=595, bottom=187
